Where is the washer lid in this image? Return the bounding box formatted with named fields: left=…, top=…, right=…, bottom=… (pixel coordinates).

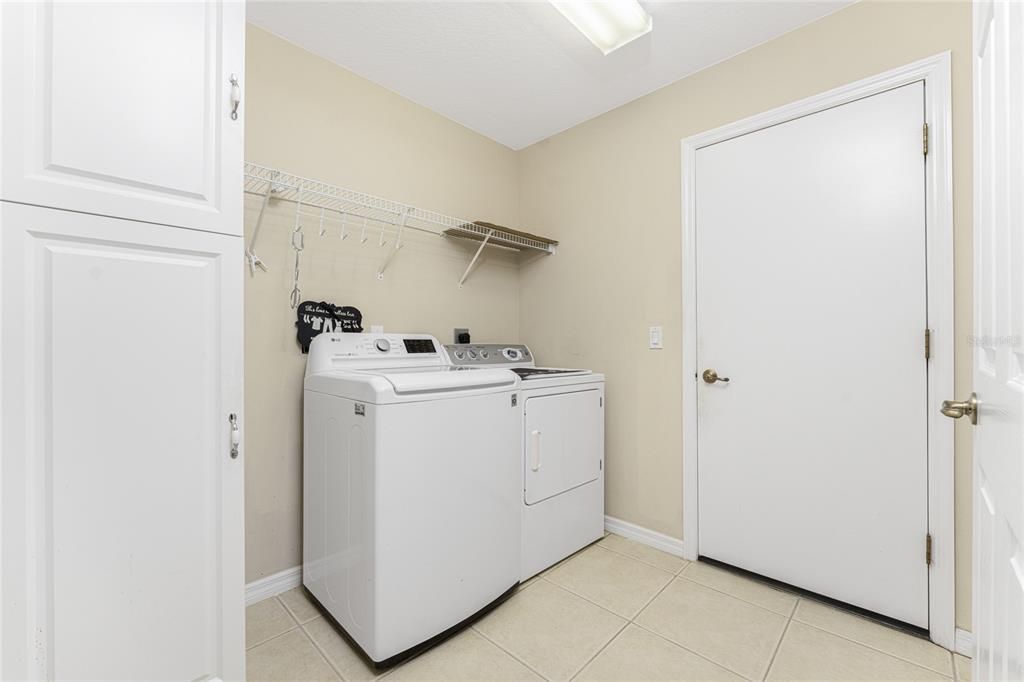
left=351, top=366, right=517, bottom=395
left=510, top=367, right=591, bottom=380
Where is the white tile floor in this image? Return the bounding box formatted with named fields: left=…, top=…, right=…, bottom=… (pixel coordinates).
left=246, top=533, right=972, bottom=681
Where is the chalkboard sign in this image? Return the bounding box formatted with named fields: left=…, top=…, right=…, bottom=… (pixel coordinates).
left=296, top=301, right=363, bottom=353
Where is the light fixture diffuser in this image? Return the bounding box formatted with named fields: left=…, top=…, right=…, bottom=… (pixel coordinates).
left=550, top=0, right=653, bottom=55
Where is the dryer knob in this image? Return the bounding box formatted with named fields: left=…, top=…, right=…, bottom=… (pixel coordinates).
left=375, top=339, right=391, bottom=353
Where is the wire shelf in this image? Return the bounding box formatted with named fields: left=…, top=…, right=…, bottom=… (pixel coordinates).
left=244, top=162, right=557, bottom=254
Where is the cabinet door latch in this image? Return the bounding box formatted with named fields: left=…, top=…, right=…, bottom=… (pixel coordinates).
left=229, top=413, right=240, bottom=459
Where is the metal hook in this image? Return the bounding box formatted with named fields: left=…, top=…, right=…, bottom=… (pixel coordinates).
left=292, top=224, right=305, bottom=251
left=318, top=208, right=326, bottom=237
left=379, top=223, right=388, bottom=247
left=340, top=216, right=349, bottom=240
left=360, top=218, right=368, bottom=244
left=290, top=285, right=301, bottom=309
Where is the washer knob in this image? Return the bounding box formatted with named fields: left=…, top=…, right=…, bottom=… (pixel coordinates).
left=503, top=348, right=521, bottom=361
left=375, top=338, right=391, bottom=353
left=468, top=350, right=478, bottom=359
left=454, top=350, right=465, bottom=360
left=481, top=351, right=489, bottom=359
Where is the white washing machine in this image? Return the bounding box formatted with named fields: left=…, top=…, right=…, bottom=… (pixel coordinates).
left=303, top=333, right=521, bottom=668
left=445, top=344, right=605, bottom=580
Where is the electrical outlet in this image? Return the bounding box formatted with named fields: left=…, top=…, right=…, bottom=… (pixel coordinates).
left=649, top=326, right=663, bottom=350
left=454, top=327, right=470, bottom=344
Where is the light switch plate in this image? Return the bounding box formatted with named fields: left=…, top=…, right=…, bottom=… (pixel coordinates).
left=649, top=326, right=663, bottom=349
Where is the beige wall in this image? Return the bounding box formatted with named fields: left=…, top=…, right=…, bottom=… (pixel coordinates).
left=246, top=2, right=975, bottom=630
left=515, top=1, right=973, bottom=629
left=243, top=25, right=523, bottom=582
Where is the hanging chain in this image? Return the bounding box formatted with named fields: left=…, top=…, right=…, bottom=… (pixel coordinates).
left=290, top=190, right=305, bottom=309
left=290, top=223, right=304, bottom=309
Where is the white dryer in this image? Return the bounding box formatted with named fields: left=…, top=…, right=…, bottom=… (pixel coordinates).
left=445, top=344, right=605, bottom=580
left=303, top=333, right=521, bottom=668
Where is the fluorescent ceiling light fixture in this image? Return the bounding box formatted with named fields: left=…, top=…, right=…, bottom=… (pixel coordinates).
left=551, top=0, right=653, bottom=55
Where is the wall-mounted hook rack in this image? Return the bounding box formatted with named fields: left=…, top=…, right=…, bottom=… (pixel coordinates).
left=243, top=163, right=558, bottom=287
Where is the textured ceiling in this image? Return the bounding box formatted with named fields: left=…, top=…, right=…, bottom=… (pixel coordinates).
left=248, top=1, right=854, bottom=149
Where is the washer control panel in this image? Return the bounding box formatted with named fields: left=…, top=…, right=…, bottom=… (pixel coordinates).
left=446, top=343, right=532, bottom=366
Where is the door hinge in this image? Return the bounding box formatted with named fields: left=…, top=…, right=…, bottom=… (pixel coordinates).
left=924, top=328, right=932, bottom=360
left=923, top=122, right=929, bottom=156
left=926, top=534, right=933, bottom=565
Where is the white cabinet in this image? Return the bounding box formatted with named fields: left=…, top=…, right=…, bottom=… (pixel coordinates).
left=0, top=202, right=245, bottom=680
left=0, top=1, right=244, bottom=235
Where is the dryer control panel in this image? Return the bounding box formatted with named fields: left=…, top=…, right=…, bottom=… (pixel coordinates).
left=445, top=343, right=533, bottom=366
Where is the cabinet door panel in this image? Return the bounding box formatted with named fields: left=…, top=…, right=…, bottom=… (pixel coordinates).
left=0, top=202, right=244, bottom=680
left=0, top=2, right=244, bottom=235
left=524, top=390, right=602, bottom=505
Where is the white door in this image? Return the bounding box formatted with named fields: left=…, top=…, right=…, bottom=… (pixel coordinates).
left=0, top=1, right=244, bottom=235
left=970, top=1, right=1024, bottom=678
left=0, top=202, right=245, bottom=680
left=524, top=390, right=602, bottom=505
left=696, top=83, right=929, bottom=626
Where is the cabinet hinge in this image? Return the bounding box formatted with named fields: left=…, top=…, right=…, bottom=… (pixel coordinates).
left=924, top=328, right=932, bottom=360
left=926, top=534, right=933, bottom=565
left=923, top=122, right=929, bottom=156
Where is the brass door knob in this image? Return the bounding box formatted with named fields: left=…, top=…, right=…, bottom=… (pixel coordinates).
left=941, top=392, right=978, bottom=425
left=702, top=369, right=730, bottom=384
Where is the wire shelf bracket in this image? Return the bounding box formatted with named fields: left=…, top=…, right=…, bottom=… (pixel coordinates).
left=458, top=228, right=494, bottom=288
left=376, top=210, right=409, bottom=280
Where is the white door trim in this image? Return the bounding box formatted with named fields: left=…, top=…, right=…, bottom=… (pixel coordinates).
left=680, top=52, right=955, bottom=650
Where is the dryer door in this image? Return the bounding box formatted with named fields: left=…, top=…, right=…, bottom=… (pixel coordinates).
left=524, top=390, right=602, bottom=505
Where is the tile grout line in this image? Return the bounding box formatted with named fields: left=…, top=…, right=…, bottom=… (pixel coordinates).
left=674, top=572, right=795, bottom=619
left=568, top=620, right=632, bottom=681
left=760, top=597, right=799, bottom=681
left=569, top=569, right=682, bottom=681
left=545, top=564, right=764, bottom=680
left=293, top=624, right=343, bottom=681
left=595, top=539, right=690, bottom=574
left=621, top=570, right=753, bottom=680
left=470, top=623, right=552, bottom=681
left=245, top=596, right=302, bottom=651
left=627, top=619, right=756, bottom=681
left=630, top=572, right=782, bottom=681
left=299, top=620, right=358, bottom=682
left=245, top=621, right=302, bottom=652
left=586, top=543, right=680, bottom=576
left=539, top=571, right=674, bottom=622
left=789, top=617, right=956, bottom=679
left=676, top=569, right=956, bottom=677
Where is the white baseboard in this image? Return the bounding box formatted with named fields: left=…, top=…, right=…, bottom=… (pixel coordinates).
left=604, top=515, right=686, bottom=557
left=955, top=628, right=974, bottom=658
left=245, top=565, right=302, bottom=606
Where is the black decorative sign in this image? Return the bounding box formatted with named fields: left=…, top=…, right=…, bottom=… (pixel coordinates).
left=296, top=301, right=363, bottom=353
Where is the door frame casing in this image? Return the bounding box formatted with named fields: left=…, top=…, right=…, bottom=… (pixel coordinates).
left=680, top=53, right=955, bottom=649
